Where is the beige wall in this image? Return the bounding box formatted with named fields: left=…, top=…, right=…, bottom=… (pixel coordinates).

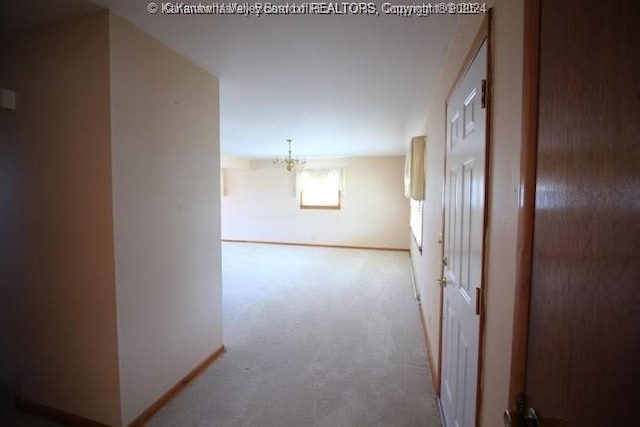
left=0, top=11, right=223, bottom=426
left=0, top=12, right=121, bottom=425
left=410, top=1, right=524, bottom=426
left=109, top=14, right=223, bottom=425
left=221, top=152, right=251, bottom=170
left=481, top=2, right=524, bottom=424
left=222, top=156, right=409, bottom=249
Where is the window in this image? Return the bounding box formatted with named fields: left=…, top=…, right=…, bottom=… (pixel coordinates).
left=405, top=135, right=425, bottom=250
left=410, top=198, right=423, bottom=249
left=298, top=168, right=343, bottom=209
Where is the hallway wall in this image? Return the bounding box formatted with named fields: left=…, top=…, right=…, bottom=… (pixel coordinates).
left=0, top=11, right=223, bottom=426
left=0, top=12, right=121, bottom=425
left=410, top=1, right=524, bottom=425
left=109, top=14, right=223, bottom=425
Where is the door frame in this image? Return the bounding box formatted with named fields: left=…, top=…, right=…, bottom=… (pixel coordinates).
left=438, top=9, right=493, bottom=425
left=508, top=0, right=540, bottom=407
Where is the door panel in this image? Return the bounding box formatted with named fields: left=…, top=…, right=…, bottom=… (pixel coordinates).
left=525, top=0, right=640, bottom=424
left=441, top=40, right=487, bottom=427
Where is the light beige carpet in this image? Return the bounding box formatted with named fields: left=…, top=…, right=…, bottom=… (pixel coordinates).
left=150, top=242, right=441, bottom=426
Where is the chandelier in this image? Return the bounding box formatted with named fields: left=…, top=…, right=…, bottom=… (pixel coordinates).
left=272, top=139, right=306, bottom=172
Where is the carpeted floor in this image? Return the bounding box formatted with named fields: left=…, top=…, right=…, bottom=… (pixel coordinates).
left=150, top=242, right=442, bottom=427
left=0, top=404, right=64, bottom=427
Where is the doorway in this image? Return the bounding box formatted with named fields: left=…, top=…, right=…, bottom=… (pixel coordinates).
left=440, top=39, right=489, bottom=427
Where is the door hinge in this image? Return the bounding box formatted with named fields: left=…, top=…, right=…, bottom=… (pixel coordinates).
left=475, top=287, right=483, bottom=315
left=481, top=79, right=487, bottom=109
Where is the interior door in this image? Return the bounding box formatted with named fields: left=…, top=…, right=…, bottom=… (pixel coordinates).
left=513, top=0, right=640, bottom=425
left=440, top=40, right=487, bottom=427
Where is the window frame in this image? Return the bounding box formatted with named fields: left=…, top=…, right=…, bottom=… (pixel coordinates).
left=300, top=190, right=342, bottom=210
left=298, top=168, right=343, bottom=210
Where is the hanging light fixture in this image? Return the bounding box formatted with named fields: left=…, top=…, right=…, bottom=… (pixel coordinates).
left=272, top=139, right=306, bottom=172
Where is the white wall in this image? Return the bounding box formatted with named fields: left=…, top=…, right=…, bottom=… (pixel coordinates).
left=0, top=12, right=121, bottom=425
left=410, top=2, right=524, bottom=426
left=222, top=156, right=409, bottom=250
left=109, top=14, right=222, bottom=425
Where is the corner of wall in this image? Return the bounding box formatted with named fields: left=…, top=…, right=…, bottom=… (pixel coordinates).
left=108, top=14, right=222, bottom=425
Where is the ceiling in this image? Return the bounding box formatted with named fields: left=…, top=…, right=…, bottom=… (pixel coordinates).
left=3, top=0, right=459, bottom=158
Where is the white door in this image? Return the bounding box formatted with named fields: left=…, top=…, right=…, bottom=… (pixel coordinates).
left=440, top=40, right=487, bottom=427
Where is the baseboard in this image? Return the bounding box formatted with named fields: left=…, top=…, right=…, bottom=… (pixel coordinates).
left=437, top=396, right=447, bottom=427
left=408, top=258, right=421, bottom=302
left=222, top=239, right=409, bottom=252
left=14, top=397, right=109, bottom=427
left=417, top=302, right=439, bottom=392
left=129, top=345, right=226, bottom=427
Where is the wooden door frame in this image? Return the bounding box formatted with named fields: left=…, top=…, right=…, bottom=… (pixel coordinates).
left=508, top=0, right=540, bottom=406
left=438, top=9, right=493, bottom=425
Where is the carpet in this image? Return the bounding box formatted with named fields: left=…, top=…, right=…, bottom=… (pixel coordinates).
left=149, top=242, right=441, bottom=427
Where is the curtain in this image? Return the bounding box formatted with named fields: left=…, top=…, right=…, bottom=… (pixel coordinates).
left=296, top=168, right=343, bottom=205
left=404, top=135, right=426, bottom=200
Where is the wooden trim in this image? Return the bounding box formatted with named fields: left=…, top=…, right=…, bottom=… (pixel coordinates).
left=437, top=101, right=447, bottom=398
left=129, top=345, right=226, bottom=427
left=221, top=239, right=409, bottom=253
left=509, top=0, right=540, bottom=407
left=14, top=398, right=109, bottom=427
left=299, top=205, right=341, bottom=210
left=446, top=14, right=490, bottom=103
left=475, top=8, right=493, bottom=426
left=418, top=302, right=440, bottom=391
